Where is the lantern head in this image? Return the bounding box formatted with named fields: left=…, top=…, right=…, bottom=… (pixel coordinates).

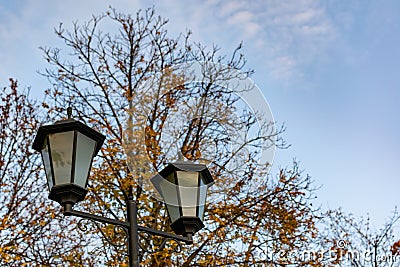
left=33, top=116, right=105, bottom=207
left=151, top=161, right=214, bottom=237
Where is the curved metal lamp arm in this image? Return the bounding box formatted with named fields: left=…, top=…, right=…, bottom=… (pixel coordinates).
left=138, top=225, right=192, bottom=245
left=139, top=234, right=184, bottom=255
left=63, top=203, right=192, bottom=243
left=63, top=203, right=129, bottom=228
left=62, top=202, right=192, bottom=266
left=77, top=218, right=128, bottom=248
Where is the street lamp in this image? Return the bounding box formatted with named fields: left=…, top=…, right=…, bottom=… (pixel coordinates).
left=32, top=108, right=214, bottom=267
left=151, top=162, right=213, bottom=239
left=32, top=107, right=105, bottom=207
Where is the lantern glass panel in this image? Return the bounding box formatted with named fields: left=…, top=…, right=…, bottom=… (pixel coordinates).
left=48, top=131, right=74, bottom=185
left=74, top=132, right=97, bottom=188
left=176, top=171, right=199, bottom=217
left=198, top=175, right=207, bottom=220
left=161, top=173, right=180, bottom=223
left=41, top=137, right=53, bottom=190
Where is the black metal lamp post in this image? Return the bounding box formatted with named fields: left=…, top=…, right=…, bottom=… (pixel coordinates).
left=32, top=108, right=214, bottom=267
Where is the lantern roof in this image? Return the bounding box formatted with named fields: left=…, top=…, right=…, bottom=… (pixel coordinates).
left=158, top=161, right=214, bottom=185
left=32, top=118, right=105, bottom=154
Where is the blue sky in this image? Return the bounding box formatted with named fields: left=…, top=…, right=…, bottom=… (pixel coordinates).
left=1, top=0, right=400, bottom=227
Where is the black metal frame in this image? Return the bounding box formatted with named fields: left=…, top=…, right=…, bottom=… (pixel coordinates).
left=62, top=193, right=192, bottom=267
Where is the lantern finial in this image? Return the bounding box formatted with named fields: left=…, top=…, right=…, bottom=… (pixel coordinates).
left=67, top=107, right=72, bottom=119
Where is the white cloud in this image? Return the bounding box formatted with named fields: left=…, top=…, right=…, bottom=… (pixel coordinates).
left=218, top=0, right=246, bottom=17
left=176, top=0, right=338, bottom=87
left=0, top=0, right=338, bottom=90
left=291, top=9, right=324, bottom=24
left=225, top=10, right=262, bottom=38
left=226, top=10, right=253, bottom=25
left=258, top=1, right=336, bottom=81
left=269, top=56, right=297, bottom=81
